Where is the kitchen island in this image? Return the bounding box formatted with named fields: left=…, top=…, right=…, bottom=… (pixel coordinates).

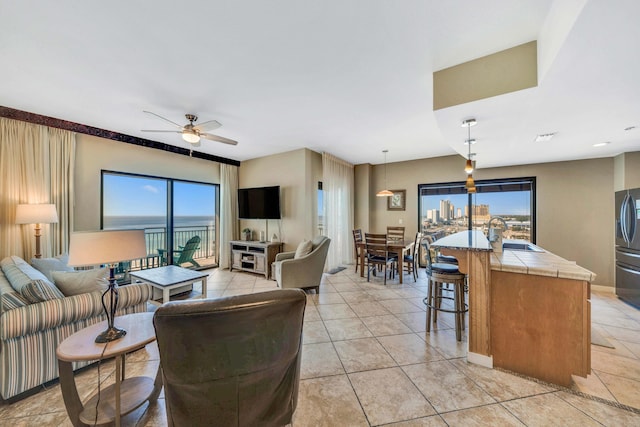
left=432, top=231, right=594, bottom=386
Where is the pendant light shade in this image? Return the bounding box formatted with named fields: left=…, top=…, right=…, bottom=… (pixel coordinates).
left=462, top=119, right=477, bottom=193
left=464, top=159, right=474, bottom=174
left=376, top=149, right=393, bottom=197
left=465, top=174, right=476, bottom=193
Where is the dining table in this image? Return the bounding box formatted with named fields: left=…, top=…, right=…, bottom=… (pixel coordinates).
left=357, top=238, right=414, bottom=284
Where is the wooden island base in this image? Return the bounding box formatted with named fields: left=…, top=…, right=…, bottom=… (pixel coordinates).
left=432, top=231, right=594, bottom=387
left=491, top=270, right=591, bottom=386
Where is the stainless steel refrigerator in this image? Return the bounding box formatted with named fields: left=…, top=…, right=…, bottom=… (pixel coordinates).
left=615, top=188, right=640, bottom=307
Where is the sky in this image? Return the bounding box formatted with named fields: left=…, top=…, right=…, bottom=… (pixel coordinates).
left=422, top=191, right=531, bottom=216
left=103, top=174, right=216, bottom=217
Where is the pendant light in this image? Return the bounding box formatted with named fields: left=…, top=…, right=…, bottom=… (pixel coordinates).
left=462, top=119, right=477, bottom=193
left=376, top=149, right=393, bottom=197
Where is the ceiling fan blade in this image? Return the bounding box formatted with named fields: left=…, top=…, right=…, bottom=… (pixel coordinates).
left=143, top=110, right=184, bottom=129
left=141, top=130, right=183, bottom=133
left=193, top=119, right=221, bottom=132
left=201, top=133, right=238, bottom=146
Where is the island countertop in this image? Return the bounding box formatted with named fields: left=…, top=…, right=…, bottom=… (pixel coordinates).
left=430, top=230, right=491, bottom=251
left=491, top=244, right=596, bottom=282
left=431, top=232, right=595, bottom=282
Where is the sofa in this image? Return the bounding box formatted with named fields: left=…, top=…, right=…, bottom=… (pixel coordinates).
left=0, top=255, right=151, bottom=400
left=274, top=236, right=331, bottom=293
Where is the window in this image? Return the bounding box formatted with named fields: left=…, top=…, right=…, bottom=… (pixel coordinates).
left=418, top=177, right=535, bottom=242
left=102, top=171, right=219, bottom=274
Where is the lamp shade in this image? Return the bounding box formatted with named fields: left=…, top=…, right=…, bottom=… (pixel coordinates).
left=68, top=230, right=147, bottom=267
left=376, top=189, right=394, bottom=197
left=15, top=204, right=58, bottom=224
left=465, top=174, right=476, bottom=193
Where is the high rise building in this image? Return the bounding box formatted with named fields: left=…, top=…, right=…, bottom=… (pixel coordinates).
left=426, top=209, right=440, bottom=223
left=440, top=200, right=452, bottom=221
left=473, top=204, right=491, bottom=223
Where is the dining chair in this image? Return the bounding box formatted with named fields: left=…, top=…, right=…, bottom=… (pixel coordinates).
left=364, top=233, right=396, bottom=285
left=386, top=226, right=405, bottom=242
left=401, top=232, right=422, bottom=281
left=352, top=229, right=364, bottom=273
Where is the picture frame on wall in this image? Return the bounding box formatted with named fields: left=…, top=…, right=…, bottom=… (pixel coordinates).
left=387, top=190, right=406, bottom=211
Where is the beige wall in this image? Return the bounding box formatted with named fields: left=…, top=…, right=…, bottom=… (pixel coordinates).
left=74, top=134, right=221, bottom=231
left=614, top=151, right=640, bottom=191
left=358, top=155, right=615, bottom=287
left=238, top=148, right=321, bottom=251
left=354, top=164, right=372, bottom=231
left=623, top=151, right=640, bottom=190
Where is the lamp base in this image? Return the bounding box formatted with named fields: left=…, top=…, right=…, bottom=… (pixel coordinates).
left=95, top=326, right=127, bottom=343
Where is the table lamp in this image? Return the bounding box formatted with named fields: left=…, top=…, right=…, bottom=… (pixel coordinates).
left=68, top=230, right=147, bottom=343
left=15, top=204, right=59, bottom=259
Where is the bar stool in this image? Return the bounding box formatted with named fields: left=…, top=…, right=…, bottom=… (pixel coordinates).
left=422, top=239, right=468, bottom=341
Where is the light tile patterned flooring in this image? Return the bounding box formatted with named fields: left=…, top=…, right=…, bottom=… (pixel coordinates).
left=1, top=267, right=639, bottom=426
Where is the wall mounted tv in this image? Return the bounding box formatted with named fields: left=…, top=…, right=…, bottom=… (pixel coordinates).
left=238, top=186, right=281, bottom=219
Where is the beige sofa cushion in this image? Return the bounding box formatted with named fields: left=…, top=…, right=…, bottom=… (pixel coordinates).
left=52, top=267, right=109, bottom=296
left=294, top=240, right=313, bottom=259
left=31, top=254, right=73, bottom=282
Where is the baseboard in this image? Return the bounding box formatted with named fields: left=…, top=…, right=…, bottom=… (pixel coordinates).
left=468, top=352, right=493, bottom=368
left=591, top=284, right=615, bottom=294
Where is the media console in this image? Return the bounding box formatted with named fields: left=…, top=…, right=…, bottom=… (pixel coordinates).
left=229, top=240, right=283, bottom=279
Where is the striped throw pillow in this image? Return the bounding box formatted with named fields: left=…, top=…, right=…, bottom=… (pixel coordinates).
left=20, top=279, right=65, bottom=304
left=0, top=292, right=29, bottom=313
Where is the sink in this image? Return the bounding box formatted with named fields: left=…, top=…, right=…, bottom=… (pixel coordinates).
left=502, top=242, right=544, bottom=252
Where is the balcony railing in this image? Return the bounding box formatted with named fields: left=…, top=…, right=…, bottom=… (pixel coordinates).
left=116, top=225, right=217, bottom=279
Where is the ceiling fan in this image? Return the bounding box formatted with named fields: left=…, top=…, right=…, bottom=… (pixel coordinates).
left=141, top=111, right=238, bottom=146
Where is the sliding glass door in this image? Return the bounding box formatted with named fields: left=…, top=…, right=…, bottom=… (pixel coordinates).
left=172, top=181, right=218, bottom=267
left=102, top=171, right=219, bottom=276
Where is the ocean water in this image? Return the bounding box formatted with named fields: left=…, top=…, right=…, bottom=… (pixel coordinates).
left=103, top=215, right=215, bottom=230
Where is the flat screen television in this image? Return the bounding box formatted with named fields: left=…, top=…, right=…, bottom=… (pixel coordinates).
left=238, top=186, right=281, bottom=219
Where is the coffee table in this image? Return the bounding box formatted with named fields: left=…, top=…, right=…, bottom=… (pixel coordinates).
left=129, top=265, right=208, bottom=305
left=56, top=312, right=161, bottom=427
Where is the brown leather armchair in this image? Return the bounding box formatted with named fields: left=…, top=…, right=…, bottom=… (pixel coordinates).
left=153, top=289, right=307, bottom=427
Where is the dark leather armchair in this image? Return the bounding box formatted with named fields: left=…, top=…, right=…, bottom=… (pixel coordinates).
left=153, top=289, right=307, bottom=427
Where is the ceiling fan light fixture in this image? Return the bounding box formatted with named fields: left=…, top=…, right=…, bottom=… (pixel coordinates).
left=182, top=131, right=200, bottom=144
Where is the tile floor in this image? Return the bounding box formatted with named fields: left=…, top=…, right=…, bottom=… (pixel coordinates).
left=1, top=267, right=639, bottom=426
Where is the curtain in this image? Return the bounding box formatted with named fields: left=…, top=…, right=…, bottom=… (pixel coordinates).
left=47, top=128, right=76, bottom=256
left=0, top=118, right=75, bottom=260
left=322, top=152, right=354, bottom=271
left=219, top=163, right=239, bottom=268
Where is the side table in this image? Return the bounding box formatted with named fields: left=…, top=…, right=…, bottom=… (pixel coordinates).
left=56, top=312, right=161, bottom=427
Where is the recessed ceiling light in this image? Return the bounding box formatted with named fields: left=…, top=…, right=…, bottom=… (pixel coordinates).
left=593, top=141, right=610, bottom=147
left=534, top=133, right=556, bottom=143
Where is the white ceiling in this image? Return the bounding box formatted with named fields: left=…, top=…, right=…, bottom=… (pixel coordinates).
left=1, top=0, right=639, bottom=167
